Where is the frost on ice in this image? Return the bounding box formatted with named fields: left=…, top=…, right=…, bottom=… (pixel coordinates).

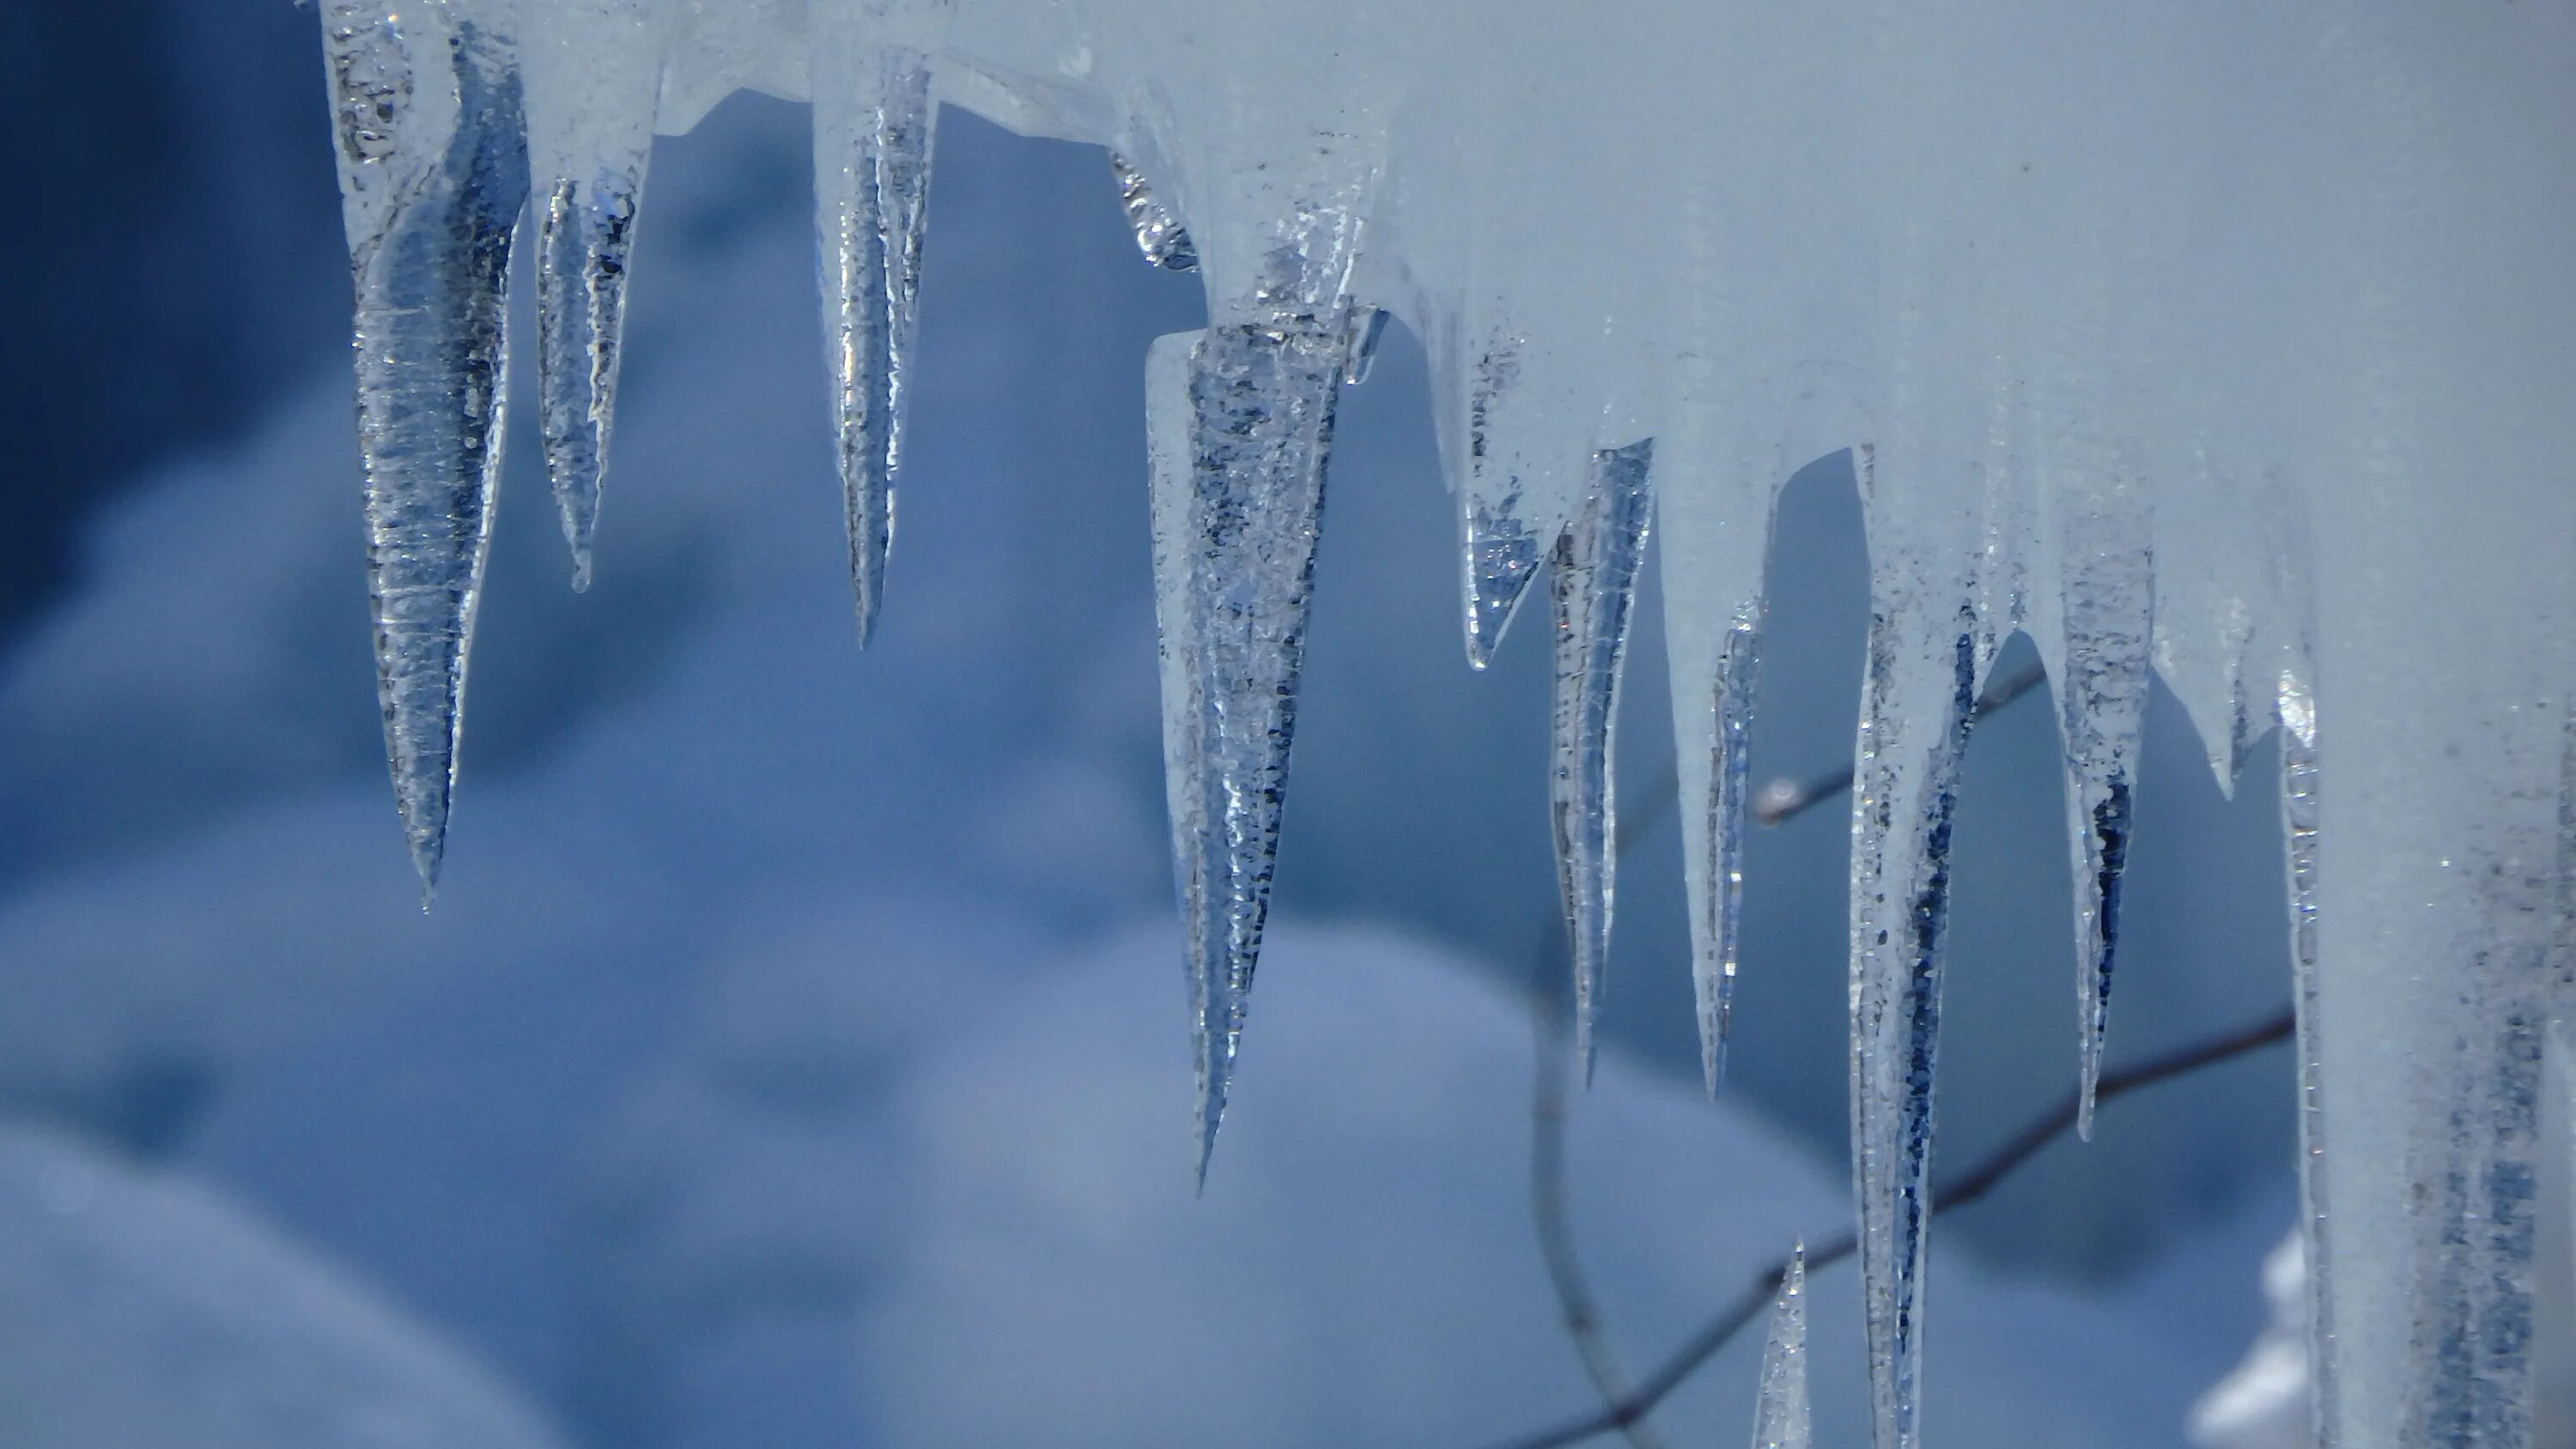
left=310, top=3, right=2576, bottom=1446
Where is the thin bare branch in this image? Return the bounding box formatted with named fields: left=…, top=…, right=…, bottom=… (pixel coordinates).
left=1489, top=1003, right=2294, bottom=1449
left=1529, top=935, right=1672, bottom=1449
left=1753, top=657, right=2048, bottom=827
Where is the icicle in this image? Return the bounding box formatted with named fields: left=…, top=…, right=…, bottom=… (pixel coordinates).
left=813, top=8, right=939, bottom=645
left=1848, top=500, right=1980, bottom=1449
left=1651, top=144, right=1785, bottom=1090
left=2278, top=641, right=2336, bottom=1449
left=2050, top=501, right=2154, bottom=1137
left=1341, top=306, right=1388, bottom=385
left=1109, top=153, right=1198, bottom=272
left=1145, top=330, right=1214, bottom=1174
left=1751, top=1244, right=1811, bottom=1449
left=1550, top=440, right=1655, bottom=1070
left=1436, top=312, right=1566, bottom=670
left=321, top=0, right=530, bottom=897
left=1151, top=302, right=1352, bottom=1179
left=522, top=0, right=667, bottom=591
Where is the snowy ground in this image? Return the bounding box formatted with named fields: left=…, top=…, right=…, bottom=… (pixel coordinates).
left=0, top=56, right=2330, bottom=1446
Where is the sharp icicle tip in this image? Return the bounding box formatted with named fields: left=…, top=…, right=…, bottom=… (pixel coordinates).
left=1753, top=1242, right=1812, bottom=1449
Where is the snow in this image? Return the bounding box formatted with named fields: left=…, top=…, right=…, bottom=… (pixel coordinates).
left=0, top=1124, right=566, bottom=1449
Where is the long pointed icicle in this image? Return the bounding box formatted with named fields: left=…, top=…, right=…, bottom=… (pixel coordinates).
left=1654, top=414, right=1778, bottom=1090
left=1752, top=1244, right=1811, bottom=1449
left=2052, top=504, right=2154, bottom=1137
left=1152, top=312, right=1352, bottom=1179
left=1550, top=440, right=1655, bottom=1070
left=523, top=0, right=666, bottom=591
left=1145, top=329, right=1214, bottom=1174
left=1850, top=542, right=1979, bottom=1449
left=813, top=19, right=937, bottom=645
left=323, top=0, right=531, bottom=897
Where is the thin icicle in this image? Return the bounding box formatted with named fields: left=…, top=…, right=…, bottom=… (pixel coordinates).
left=1680, top=616, right=1761, bottom=1087
left=522, top=0, right=667, bottom=591
left=2279, top=655, right=2335, bottom=1448
left=2052, top=504, right=2154, bottom=1137
left=1550, top=439, right=1655, bottom=1070
left=1752, top=1244, right=1811, bottom=1449
left=1656, top=142, right=1783, bottom=1092
left=1144, top=330, right=1213, bottom=1174
left=1109, top=152, right=1198, bottom=272
left=1446, top=318, right=1548, bottom=669
left=1850, top=571, right=1978, bottom=1449
left=323, top=0, right=530, bottom=898
left=813, top=20, right=937, bottom=645
left=1155, top=309, right=1352, bottom=1180
left=2260, top=493, right=2338, bottom=1448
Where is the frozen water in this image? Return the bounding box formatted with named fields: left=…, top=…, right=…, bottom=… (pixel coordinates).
left=2040, top=499, right=2153, bottom=1136
left=299, top=3, right=2576, bottom=1440
left=1148, top=309, right=1350, bottom=1171
left=1549, top=440, right=1655, bottom=1069
left=1110, top=152, right=1197, bottom=271
left=812, top=28, right=936, bottom=644
left=522, top=0, right=668, bottom=591
left=322, top=0, right=530, bottom=895
left=1753, top=1244, right=1812, bottom=1449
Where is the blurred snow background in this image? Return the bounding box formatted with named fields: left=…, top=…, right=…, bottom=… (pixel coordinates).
left=0, top=4, right=2353, bottom=1443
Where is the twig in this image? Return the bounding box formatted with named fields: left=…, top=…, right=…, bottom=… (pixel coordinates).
left=1488, top=1004, right=2296, bottom=1449
left=1529, top=931, right=1672, bottom=1449
left=1753, top=657, right=2048, bottom=827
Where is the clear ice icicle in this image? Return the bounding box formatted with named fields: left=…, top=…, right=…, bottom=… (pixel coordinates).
left=1850, top=580, right=1978, bottom=1449
left=322, top=0, right=530, bottom=895
left=2051, top=506, right=2153, bottom=1137
left=1443, top=318, right=1548, bottom=669
left=523, top=0, right=667, bottom=591
left=1653, top=420, right=1778, bottom=1089
left=1752, top=1244, right=1811, bottom=1449
left=1149, top=312, right=1352, bottom=1179
left=814, top=26, right=937, bottom=645
left=1109, top=153, right=1198, bottom=272
left=1550, top=439, right=1655, bottom=1070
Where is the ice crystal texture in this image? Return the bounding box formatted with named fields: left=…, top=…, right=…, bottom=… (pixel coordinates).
left=1753, top=1244, right=1811, bottom=1449
left=310, top=3, right=2576, bottom=1444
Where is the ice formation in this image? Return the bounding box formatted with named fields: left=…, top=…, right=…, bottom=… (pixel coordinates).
left=1752, top=1244, right=1811, bottom=1449
left=312, top=3, right=2576, bottom=1444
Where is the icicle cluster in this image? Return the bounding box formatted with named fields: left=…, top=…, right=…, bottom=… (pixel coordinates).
left=313, top=3, right=2576, bottom=1445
